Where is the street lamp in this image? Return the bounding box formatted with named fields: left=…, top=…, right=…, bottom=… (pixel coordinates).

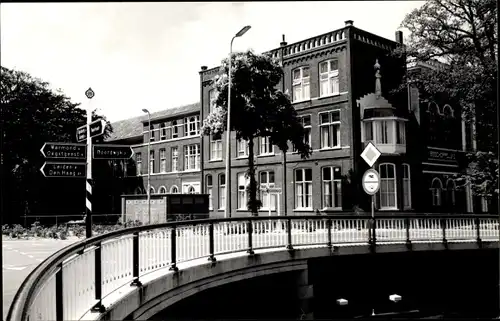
left=142, top=108, right=152, bottom=224
left=225, top=25, right=251, bottom=219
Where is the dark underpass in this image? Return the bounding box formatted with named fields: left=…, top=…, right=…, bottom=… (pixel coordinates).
left=151, top=248, right=499, bottom=320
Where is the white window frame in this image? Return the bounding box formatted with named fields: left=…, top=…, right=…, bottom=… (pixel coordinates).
left=160, top=123, right=167, bottom=140
left=319, top=110, right=341, bottom=149
left=149, top=124, right=155, bottom=142
left=237, top=139, right=249, bottom=158
left=294, top=115, right=312, bottom=152
left=184, top=144, right=200, bottom=171
left=187, top=185, right=196, bottom=194
left=136, top=153, right=142, bottom=176
left=362, top=118, right=407, bottom=145
left=184, top=116, right=200, bottom=137
left=319, top=59, right=339, bottom=97
left=170, top=185, right=179, bottom=194
left=379, top=163, right=397, bottom=210
left=171, top=147, right=178, bottom=172
left=172, top=120, right=179, bottom=139
left=237, top=172, right=250, bottom=210
left=206, top=175, right=213, bottom=210
left=402, top=163, right=412, bottom=209
left=431, top=177, right=443, bottom=206
left=149, top=151, right=155, bottom=174
left=292, top=66, right=310, bottom=102
left=260, top=171, right=276, bottom=210
left=209, top=89, right=217, bottom=113
left=210, top=138, right=223, bottom=160
left=294, top=168, right=313, bottom=210
left=259, top=136, right=274, bottom=155
left=321, top=166, right=342, bottom=209
left=160, top=149, right=167, bottom=173
left=158, top=186, right=167, bottom=194
left=446, top=178, right=456, bottom=206
left=219, top=174, right=226, bottom=210
left=149, top=186, right=155, bottom=194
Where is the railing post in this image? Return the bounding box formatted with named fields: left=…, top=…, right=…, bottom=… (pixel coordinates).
left=130, top=232, right=142, bottom=286
left=475, top=216, right=482, bottom=245
left=55, top=263, right=63, bottom=321
left=91, top=244, right=105, bottom=313
left=370, top=216, right=376, bottom=250
left=208, top=223, right=216, bottom=262
left=286, top=218, right=294, bottom=251
left=169, top=227, right=179, bottom=272
left=441, top=218, right=448, bottom=245
left=247, top=220, right=254, bottom=255
left=327, top=218, right=332, bottom=248
left=405, top=217, right=412, bottom=249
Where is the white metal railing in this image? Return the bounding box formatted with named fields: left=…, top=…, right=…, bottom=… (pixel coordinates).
left=9, top=215, right=499, bottom=321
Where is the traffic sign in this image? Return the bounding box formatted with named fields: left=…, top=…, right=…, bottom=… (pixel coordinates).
left=40, top=142, right=86, bottom=159
left=40, top=162, right=86, bottom=178
left=362, top=169, right=380, bottom=195
left=76, top=119, right=106, bottom=142
left=93, top=144, right=134, bottom=159
left=361, top=142, right=381, bottom=168
left=85, top=87, right=95, bottom=99
left=260, top=187, right=282, bottom=194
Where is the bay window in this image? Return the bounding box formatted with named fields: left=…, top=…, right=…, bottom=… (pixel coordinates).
left=322, top=166, right=342, bottom=208
left=363, top=119, right=407, bottom=145
left=295, top=168, right=313, bottom=209
left=319, top=60, right=339, bottom=96
left=292, top=66, right=310, bottom=102
left=379, top=163, right=397, bottom=209
left=320, top=110, right=341, bottom=149
left=260, top=171, right=276, bottom=210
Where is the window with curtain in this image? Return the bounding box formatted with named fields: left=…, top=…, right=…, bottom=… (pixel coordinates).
left=295, top=168, right=313, bottom=209
left=219, top=174, right=226, bottom=210
left=237, top=173, right=250, bottom=210
left=320, top=110, right=341, bottom=149
left=206, top=175, right=213, bottom=210
left=292, top=67, right=310, bottom=102
left=260, top=171, right=276, bottom=210
left=322, top=166, right=342, bottom=208
left=379, top=163, right=397, bottom=209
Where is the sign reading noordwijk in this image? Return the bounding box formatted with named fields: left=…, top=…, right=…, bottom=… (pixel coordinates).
left=93, top=145, right=134, bottom=160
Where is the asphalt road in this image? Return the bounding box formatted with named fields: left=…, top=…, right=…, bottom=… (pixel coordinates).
left=2, top=238, right=78, bottom=319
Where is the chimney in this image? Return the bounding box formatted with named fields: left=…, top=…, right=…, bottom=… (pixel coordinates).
left=280, top=34, right=287, bottom=47
left=345, top=20, right=354, bottom=27
left=395, top=31, right=403, bottom=44
left=201, top=66, right=208, bottom=71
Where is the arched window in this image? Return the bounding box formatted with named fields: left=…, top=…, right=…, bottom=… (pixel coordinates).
left=170, top=185, right=179, bottom=194
left=428, top=101, right=441, bottom=115
left=431, top=178, right=443, bottom=206
left=188, top=185, right=196, bottom=194
left=379, top=163, right=397, bottom=209
left=446, top=179, right=456, bottom=207
left=134, top=187, right=144, bottom=195
left=149, top=186, right=155, bottom=194
left=206, top=175, right=213, bottom=210
left=158, top=186, right=167, bottom=194
left=443, top=104, right=454, bottom=118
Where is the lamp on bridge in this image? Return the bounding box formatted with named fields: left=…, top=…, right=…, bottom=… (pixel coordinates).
left=336, top=298, right=348, bottom=306
left=389, top=294, right=402, bottom=303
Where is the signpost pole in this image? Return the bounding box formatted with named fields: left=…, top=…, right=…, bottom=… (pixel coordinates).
left=85, top=88, right=95, bottom=238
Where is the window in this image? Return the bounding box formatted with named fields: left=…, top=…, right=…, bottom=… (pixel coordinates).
left=149, top=186, right=155, bottom=194
left=443, top=105, right=453, bottom=118
left=260, top=171, right=276, bottom=210
left=135, top=187, right=143, bottom=195
left=320, top=110, right=341, bottom=149
left=158, top=186, right=167, bottom=194
left=160, top=123, right=167, bottom=140
left=172, top=120, right=179, bottom=138
left=402, top=164, right=411, bottom=209
left=322, top=167, right=342, bottom=208
left=295, top=168, right=313, bottom=209
left=149, top=151, right=155, bottom=174
left=160, top=149, right=167, bottom=173
left=149, top=124, right=155, bottom=142
left=364, top=121, right=373, bottom=141
left=396, top=121, right=406, bottom=144
left=184, top=116, right=200, bottom=136
left=187, top=186, right=196, bottom=194
left=184, top=144, right=200, bottom=170
left=170, top=185, right=179, bottom=194
left=376, top=120, right=394, bottom=144
left=136, top=153, right=142, bottom=175
left=237, top=139, right=249, bottom=157
left=171, top=147, right=178, bottom=172
left=237, top=172, right=250, bottom=209
left=379, top=163, right=397, bottom=209
left=210, top=138, right=223, bottom=160
left=431, top=178, right=443, bottom=206
left=206, top=175, right=213, bottom=210
left=292, top=67, right=310, bottom=102
left=446, top=179, right=456, bottom=207
left=319, top=60, right=339, bottom=97
left=294, top=115, right=311, bottom=152
left=209, top=90, right=217, bottom=113
left=363, top=119, right=406, bottom=145
left=219, top=174, right=226, bottom=210
left=259, top=136, right=274, bottom=155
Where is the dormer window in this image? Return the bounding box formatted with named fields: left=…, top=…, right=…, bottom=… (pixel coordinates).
left=319, top=60, right=339, bottom=97
left=292, top=67, right=310, bottom=102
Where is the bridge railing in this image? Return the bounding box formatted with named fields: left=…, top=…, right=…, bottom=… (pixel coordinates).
left=7, top=214, right=499, bottom=321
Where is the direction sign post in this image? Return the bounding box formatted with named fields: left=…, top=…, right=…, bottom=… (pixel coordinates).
left=76, top=118, right=106, bottom=142
left=40, top=142, right=86, bottom=160
left=93, top=145, right=134, bottom=160
left=40, top=162, right=86, bottom=178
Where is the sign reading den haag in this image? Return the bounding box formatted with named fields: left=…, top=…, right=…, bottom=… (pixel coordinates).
left=40, top=162, right=86, bottom=178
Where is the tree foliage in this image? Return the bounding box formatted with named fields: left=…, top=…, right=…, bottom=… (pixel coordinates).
left=201, top=50, right=312, bottom=215
left=396, top=0, right=498, bottom=198
left=1, top=66, right=113, bottom=223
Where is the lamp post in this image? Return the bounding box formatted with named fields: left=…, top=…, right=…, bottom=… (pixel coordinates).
left=225, top=25, right=251, bottom=218
left=142, top=108, right=152, bottom=224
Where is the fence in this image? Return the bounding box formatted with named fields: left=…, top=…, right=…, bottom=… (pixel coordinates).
left=7, top=214, right=499, bottom=321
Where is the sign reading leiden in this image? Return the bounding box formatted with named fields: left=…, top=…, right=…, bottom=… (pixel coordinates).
left=40, top=162, right=86, bottom=178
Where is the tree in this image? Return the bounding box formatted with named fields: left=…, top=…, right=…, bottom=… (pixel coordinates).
left=1, top=66, right=113, bottom=224
left=201, top=50, right=312, bottom=216
left=395, top=0, right=498, bottom=199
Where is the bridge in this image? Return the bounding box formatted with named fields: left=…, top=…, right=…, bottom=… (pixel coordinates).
left=7, top=215, right=499, bottom=321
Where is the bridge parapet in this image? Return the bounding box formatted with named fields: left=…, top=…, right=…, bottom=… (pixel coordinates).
left=7, top=215, right=499, bottom=321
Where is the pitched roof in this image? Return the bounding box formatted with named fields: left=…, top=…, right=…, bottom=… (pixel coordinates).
left=106, top=102, right=201, bottom=142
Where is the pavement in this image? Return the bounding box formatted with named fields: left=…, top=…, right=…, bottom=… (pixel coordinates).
left=2, top=238, right=79, bottom=319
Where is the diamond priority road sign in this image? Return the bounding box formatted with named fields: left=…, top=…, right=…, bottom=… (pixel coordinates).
left=362, top=169, right=380, bottom=195
left=76, top=119, right=106, bottom=142
left=40, top=162, right=86, bottom=178
left=40, top=142, right=86, bottom=159
left=93, top=144, right=134, bottom=160
left=360, top=141, right=381, bottom=168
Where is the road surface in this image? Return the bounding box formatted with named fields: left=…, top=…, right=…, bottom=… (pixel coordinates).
left=2, top=238, right=78, bottom=319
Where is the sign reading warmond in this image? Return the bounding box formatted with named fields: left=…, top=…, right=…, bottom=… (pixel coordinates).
left=40, top=142, right=86, bottom=159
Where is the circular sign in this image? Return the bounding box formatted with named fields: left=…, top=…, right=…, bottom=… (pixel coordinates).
left=362, top=169, right=380, bottom=195
left=85, top=87, right=95, bottom=99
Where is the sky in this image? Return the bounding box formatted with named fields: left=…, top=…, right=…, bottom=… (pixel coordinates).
left=1, top=1, right=425, bottom=123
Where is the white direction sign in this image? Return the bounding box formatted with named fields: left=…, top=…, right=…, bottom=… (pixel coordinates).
left=360, top=142, right=381, bottom=168
left=362, top=169, right=380, bottom=195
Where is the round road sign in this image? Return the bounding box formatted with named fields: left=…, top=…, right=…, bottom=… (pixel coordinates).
left=362, top=169, right=380, bottom=195
left=85, top=88, right=95, bottom=99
